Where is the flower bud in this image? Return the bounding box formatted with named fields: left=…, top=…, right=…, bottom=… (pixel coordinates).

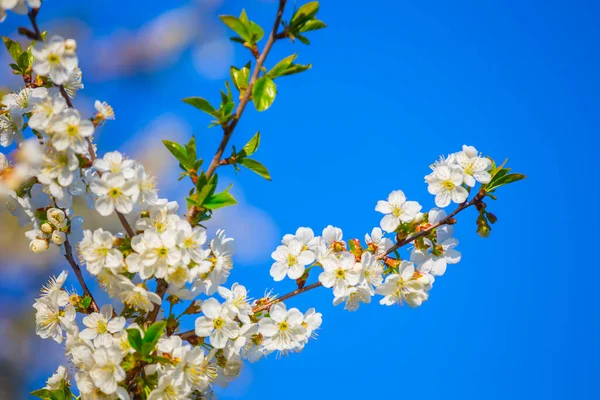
left=477, top=224, right=491, bottom=238
left=30, top=239, right=49, bottom=253
left=51, top=230, right=66, bottom=245
left=64, top=39, right=77, bottom=54
left=47, top=208, right=67, bottom=229
left=41, top=222, right=54, bottom=234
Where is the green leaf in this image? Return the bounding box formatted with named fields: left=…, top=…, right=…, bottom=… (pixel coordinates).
left=230, top=63, right=251, bottom=92
left=17, top=50, right=31, bottom=70
left=220, top=15, right=252, bottom=43
left=2, top=36, right=23, bottom=62
left=81, top=296, right=92, bottom=310
left=204, top=190, right=238, bottom=210
left=31, top=389, right=53, bottom=400
left=291, top=2, right=320, bottom=27
left=127, top=328, right=143, bottom=352
left=141, top=321, right=167, bottom=356
left=162, top=140, right=192, bottom=170
left=239, top=131, right=261, bottom=158
left=298, top=19, right=327, bottom=33
left=185, top=136, right=197, bottom=164
left=252, top=76, right=277, bottom=111
left=268, top=54, right=298, bottom=78
left=183, top=97, right=219, bottom=117
left=239, top=158, right=271, bottom=180
left=485, top=170, right=526, bottom=192
left=196, top=173, right=218, bottom=205
left=249, top=21, right=265, bottom=42
left=295, top=33, right=311, bottom=45
left=279, top=63, right=312, bottom=77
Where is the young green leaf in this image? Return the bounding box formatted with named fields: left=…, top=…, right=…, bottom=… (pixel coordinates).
left=252, top=77, right=277, bottom=111
left=185, top=136, right=197, bottom=163
left=249, top=21, right=265, bottom=42
left=268, top=54, right=298, bottom=78
left=196, top=173, right=218, bottom=205
left=162, top=140, right=192, bottom=170
left=127, top=328, right=143, bottom=353
left=183, top=97, right=219, bottom=117
left=239, top=158, right=272, bottom=180
left=298, top=19, right=327, bottom=33
left=239, top=131, right=261, bottom=158
left=30, top=389, right=53, bottom=400
left=291, top=2, right=320, bottom=27
left=141, top=321, right=167, bottom=356
left=204, top=190, right=238, bottom=209
left=231, top=63, right=251, bottom=92
left=2, top=36, right=23, bottom=62
left=220, top=15, right=252, bottom=43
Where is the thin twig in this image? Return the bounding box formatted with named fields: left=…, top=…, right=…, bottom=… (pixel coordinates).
left=147, top=279, right=168, bottom=323
left=380, top=190, right=486, bottom=259
left=187, top=0, right=288, bottom=224
left=63, top=237, right=99, bottom=313
left=27, top=8, right=43, bottom=41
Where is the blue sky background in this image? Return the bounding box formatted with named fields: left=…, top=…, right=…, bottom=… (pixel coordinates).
left=1, top=0, right=599, bottom=399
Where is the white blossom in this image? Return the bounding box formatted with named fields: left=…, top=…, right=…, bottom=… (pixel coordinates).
left=375, top=190, right=422, bottom=232
left=425, top=165, right=468, bottom=208
left=270, top=238, right=315, bottom=281
left=194, top=298, right=240, bottom=349
left=31, top=36, right=78, bottom=85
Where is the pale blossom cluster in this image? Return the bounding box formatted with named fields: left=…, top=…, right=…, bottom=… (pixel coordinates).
left=425, top=144, right=492, bottom=207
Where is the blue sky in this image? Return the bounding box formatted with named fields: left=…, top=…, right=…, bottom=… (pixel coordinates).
left=1, top=0, right=598, bottom=399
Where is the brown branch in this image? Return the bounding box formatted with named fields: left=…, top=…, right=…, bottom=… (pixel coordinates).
left=27, top=8, right=43, bottom=41
left=177, top=281, right=323, bottom=342
left=24, top=7, right=136, bottom=239
left=63, top=237, right=99, bottom=313
left=252, top=282, right=323, bottom=314
left=380, top=190, right=486, bottom=259
left=146, top=279, right=168, bottom=323
left=187, top=0, right=288, bottom=224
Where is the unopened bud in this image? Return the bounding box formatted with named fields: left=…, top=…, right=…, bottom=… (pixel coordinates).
left=477, top=224, right=491, bottom=238
left=413, top=212, right=425, bottom=223
left=64, top=39, right=77, bottom=54
left=41, top=222, right=54, bottom=234
left=30, top=239, right=49, bottom=253
left=487, top=213, right=498, bottom=224
left=47, top=208, right=67, bottom=229
left=51, top=230, right=66, bottom=245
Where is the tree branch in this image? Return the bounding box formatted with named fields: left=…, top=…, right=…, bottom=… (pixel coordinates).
left=24, top=8, right=136, bottom=239
left=146, top=279, right=168, bottom=323
left=187, top=0, right=287, bottom=224
left=380, top=190, right=486, bottom=259
left=63, top=237, right=99, bottom=313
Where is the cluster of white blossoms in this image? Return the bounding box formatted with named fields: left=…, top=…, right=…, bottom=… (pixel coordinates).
left=0, top=1, right=524, bottom=398
left=425, top=145, right=492, bottom=207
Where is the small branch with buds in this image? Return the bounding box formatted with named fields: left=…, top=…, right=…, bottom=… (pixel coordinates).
left=187, top=0, right=288, bottom=224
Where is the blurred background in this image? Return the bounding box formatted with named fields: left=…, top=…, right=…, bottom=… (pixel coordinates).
left=1, top=0, right=599, bottom=399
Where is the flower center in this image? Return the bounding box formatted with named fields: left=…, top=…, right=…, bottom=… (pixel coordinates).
left=213, top=317, right=224, bottom=329
left=66, top=124, right=79, bottom=136
left=335, top=268, right=345, bottom=279
left=278, top=321, right=289, bottom=332
left=441, top=180, right=455, bottom=191
left=47, top=53, right=60, bottom=64
left=158, top=247, right=168, bottom=257
left=97, top=320, right=108, bottom=334
left=392, top=206, right=402, bottom=218
left=108, top=188, right=122, bottom=198
left=287, top=254, right=297, bottom=266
